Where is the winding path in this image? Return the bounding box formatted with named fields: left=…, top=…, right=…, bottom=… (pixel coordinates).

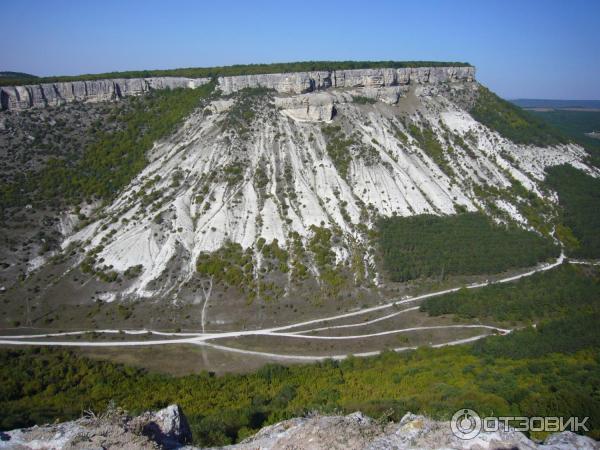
left=0, top=252, right=582, bottom=361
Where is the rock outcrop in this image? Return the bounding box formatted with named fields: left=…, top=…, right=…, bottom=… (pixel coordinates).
left=226, top=411, right=598, bottom=450
left=0, top=404, right=192, bottom=449
left=56, top=69, right=598, bottom=302
left=0, top=77, right=210, bottom=110
left=0, top=66, right=475, bottom=110
left=1, top=408, right=597, bottom=449
left=217, top=66, right=475, bottom=95
left=273, top=85, right=412, bottom=122
left=274, top=92, right=339, bottom=121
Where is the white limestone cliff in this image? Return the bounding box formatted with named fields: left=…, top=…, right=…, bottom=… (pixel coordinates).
left=0, top=66, right=475, bottom=111
left=0, top=77, right=211, bottom=110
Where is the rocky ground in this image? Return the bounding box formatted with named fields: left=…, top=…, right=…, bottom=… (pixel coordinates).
left=1, top=405, right=597, bottom=449
left=0, top=404, right=192, bottom=450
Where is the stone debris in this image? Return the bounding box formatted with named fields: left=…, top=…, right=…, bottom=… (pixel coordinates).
left=0, top=404, right=191, bottom=450
left=2, top=408, right=596, bottom=449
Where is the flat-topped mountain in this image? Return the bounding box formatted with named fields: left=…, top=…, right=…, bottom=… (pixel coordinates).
left=0, top=61, right=598, bottom=341
left=0, top=65, right=473, bottom=110
left=1, top=60, right=600, bottom=445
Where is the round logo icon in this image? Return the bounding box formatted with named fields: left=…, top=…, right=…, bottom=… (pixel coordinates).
left=451, top=408, right=482, bottom=440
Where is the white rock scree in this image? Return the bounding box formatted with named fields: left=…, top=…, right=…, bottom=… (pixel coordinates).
left=51, top=65, right=596, bottom=300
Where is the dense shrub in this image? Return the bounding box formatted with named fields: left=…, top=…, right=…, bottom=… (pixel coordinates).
left=470, top=86, right=568, bottom=146
left=421, top=265, right=600, bottom=322
left=473, top=312, right=600, bottom=358
left=0, top=83, right=214, bottom=210
left=407, top=123, right=452, bottom=175
left=378, top=213, right=558, bottom=282
left=545, top=165, right=600, bottom=258
left=1, top=268, right=599, bottom=444
left=321, top=125, right=355, bottom=179
left=196, top=241, right=254, bottom=289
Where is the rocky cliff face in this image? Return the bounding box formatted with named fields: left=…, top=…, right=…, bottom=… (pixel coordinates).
left=0, top=77, right=211, bottom=110
left=0, top=66, right=474, bottom=111
left=3, top=66, right=598, bottom=327
left=56, top=74, right=594, bottom=302
left=1, top=407, right=596, bottom=450
left=217, top=66, right=476, bottom=95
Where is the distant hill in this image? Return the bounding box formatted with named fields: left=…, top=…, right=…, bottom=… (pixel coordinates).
left=516, top=99, right=600, bottom=165
left=511, top=99, right=600, bottom=110
left=0, top=71, right=38, bottom=79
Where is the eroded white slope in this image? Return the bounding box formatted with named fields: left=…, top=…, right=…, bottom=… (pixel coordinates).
left=64, top=84, right=597, bottom=298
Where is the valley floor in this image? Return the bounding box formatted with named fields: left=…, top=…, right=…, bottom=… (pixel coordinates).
left=0, top=251, right=575, bottom=374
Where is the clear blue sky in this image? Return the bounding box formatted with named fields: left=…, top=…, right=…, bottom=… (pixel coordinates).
left=3, top=0, right=599, bottom=99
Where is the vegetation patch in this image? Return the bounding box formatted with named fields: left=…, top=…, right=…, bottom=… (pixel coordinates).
left=378, top=212, right=559, bottom=282
left=253, top=164, right=269, bottom=190
left=196, top=241, right=255, bottom=295
left=421, top=264, right=599, bottom=322
left=308, top=226, right=347, bottom=296
left=289, top=231, right=309, bottom=283
left=408, top=123, right=453, bottom=176
left=124, top=265, right=143, bottom=279
left=321, top=125, right=355, bottom=179
left=470, top=86, right=567, bottom=147
left=222, top=160, right=246, bottom=187
left=545, top=165, right=600, bottom=258
left=222, top=87, right=273, bottom=136
left=0, top=83, right=215, bottom=210
left=352, top=95, right=377, bottom=105
left=257, top=238, right=289, bottom=274
left=356, top=144, right=381, bottom=166
left=472, top=178, right=555, bottom=235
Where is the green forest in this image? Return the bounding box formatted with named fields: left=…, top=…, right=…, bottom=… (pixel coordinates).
left=377, top=213, right=559, bottom=282
left=1, top=265, right=598, bottom=446
left=1, top=321, right=597, bottom=444
left=0, top=83, right=214, bottom=210
left=545, top=165, right=600, bottom=258
left=421, top=264, right=599, bottom=322
left=470, top=87, right=568, bottom=147
left=0, top=61, right=471, bottom=86
left=531, top=110, right=600, bottom=166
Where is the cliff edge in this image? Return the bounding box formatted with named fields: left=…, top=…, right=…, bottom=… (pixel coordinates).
left=0, top=66, right=475, bottom=111
left=0, top=77, right=211, bottom=110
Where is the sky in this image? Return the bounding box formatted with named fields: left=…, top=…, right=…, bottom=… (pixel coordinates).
left=3, top=0, right=599, bottom=99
